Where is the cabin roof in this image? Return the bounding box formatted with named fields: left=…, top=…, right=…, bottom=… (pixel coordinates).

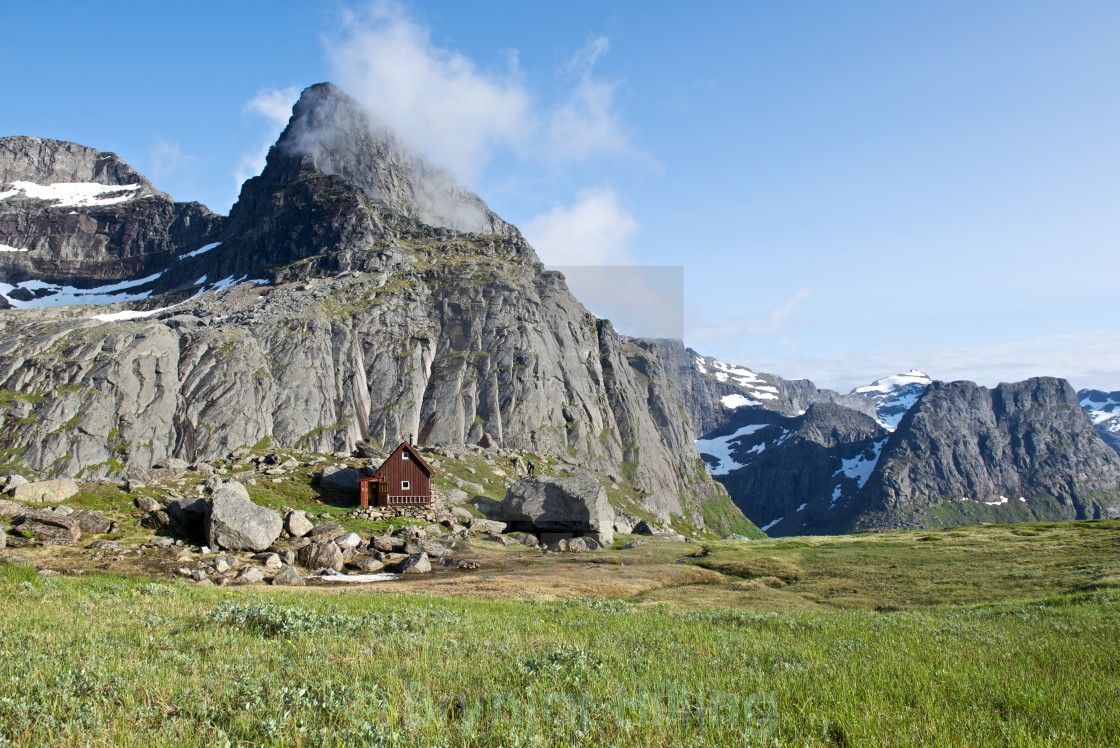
left=368, top=442, right=435, bottom=478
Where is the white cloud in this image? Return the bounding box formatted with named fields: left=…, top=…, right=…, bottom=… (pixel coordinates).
left=234, top=86, right=301, bottom=200
left=325, top=2, right=529, bottom=182
left=523, top=188, right=637, bottom=265
left=322, top=2, right=633, bottom=184
left=545, top=36, right=630, bottom=163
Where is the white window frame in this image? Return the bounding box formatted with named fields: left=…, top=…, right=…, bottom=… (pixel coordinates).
left=402, top=450, right=410, bottom=460
left=401, top=480, right=410, bottom=491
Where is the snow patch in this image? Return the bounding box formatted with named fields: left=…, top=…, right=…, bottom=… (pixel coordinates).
left=833, top=439, right=887, bottom=489
left=178, top=242, right=221, bottom=260
left=985, top=496, right=1010, bottom=506
left=0, top=272, right=163, bottom=309
left=759, top=517, right=783, bottom=532
left=309, top=573, right=400, bottom=583
left=721, top=393, right=761, bottom=410
left=0, top=244, right=29, bottom=252
left=696, top=424, right=770, bottom=475
left=0, top=181, right=141, bottom=207
left=830, top=484, right=843, bottom=508
left=796, top=503, right=807, bottom=512
left=853, top=370, right=932, bottom=395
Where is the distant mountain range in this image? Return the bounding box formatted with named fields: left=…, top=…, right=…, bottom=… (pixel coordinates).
left=1, top=81, right=1118, bottom=537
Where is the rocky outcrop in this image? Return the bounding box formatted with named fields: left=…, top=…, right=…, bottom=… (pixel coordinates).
left=1079, top=389, right=1120, bottom=455
left=10, top=479, right=78, bottom=504
left=491, top=473, right=615, bottom=546
left=12, top=511, right=81, bottom=545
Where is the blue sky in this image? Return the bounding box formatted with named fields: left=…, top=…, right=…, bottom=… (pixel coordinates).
left=4, top=1, right=1118, bottom=391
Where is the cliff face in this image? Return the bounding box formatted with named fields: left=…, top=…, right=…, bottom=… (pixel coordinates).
left=0, top=84, right=743, bottom=531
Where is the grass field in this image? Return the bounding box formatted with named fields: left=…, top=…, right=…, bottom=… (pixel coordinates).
left=2, top=520, right=1119, bottom=746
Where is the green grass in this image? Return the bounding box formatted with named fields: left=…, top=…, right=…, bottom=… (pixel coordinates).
left=1, top=521, right=1119, bottom=745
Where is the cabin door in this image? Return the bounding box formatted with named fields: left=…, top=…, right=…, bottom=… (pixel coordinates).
left=377, top=480, right=390, bottom=508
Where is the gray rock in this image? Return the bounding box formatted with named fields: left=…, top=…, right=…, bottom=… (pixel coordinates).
left=134, top=495, right=162, bottom=512
left=369, top=535, right=405, bottom=553
left=272, top=565, right=305, bottom=586
left=52, top=504, right=74, bottom=516
left=320, top=466, right=361, bottom=493
left=0, top=525, right=5, bottom=549
left=205, top=482, right=283, bottom=551
left=307, top=521, right=346, bottom=541
left=397, top=552, right=432, bottom=574
left=13, top=512, right=81, bottom=545
left=492, top=473, right=615, bottom=546
left=213, top=556, right=234, bottom=573
left=2, top=475, right=29, bottom=494
left=71, top=510, right=111, bottom=535
left=0, top=499, right=29, bottom=517
left=612, top=517, right=633, bottom=535
left=451, top=506, right=474, bottom=523
left=11, top=479, right=79, bottom=504
left=346, top=557, right=385, bottom=573
left=285, top=510, right=314, bottom=538
left=335, top=532, right=363, bottom=552
left=297, top=540, right=344, bottom=571
left=631, top=520, right=658, bottom=536
left=236, top=566, right=265, bottom=584
left=468, top=518, right=507, bottom=535
left=567, top=537, right=600, bottom=552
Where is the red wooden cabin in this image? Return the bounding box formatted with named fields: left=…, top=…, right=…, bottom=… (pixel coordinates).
left=358, top=442, right=435, bottom=508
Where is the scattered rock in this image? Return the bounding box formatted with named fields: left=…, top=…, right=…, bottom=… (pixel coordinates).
left=149, top=536, right=176, bottom=549
left=0, top=499, right=29, bottom=518
left=12, top=478, right=79, bottom=504
left=87, top=540, right=124, bottom=551
left=613, top=517, right=634, bottom=535
left=206, top=482, right=283, bottom=551
left=52, top=505, right=75, bottom=516
left=468, top=518, right=507, bottom=535
left=397, top=552, right=432, bottom=574
left=236, top=567, right=265, bottom=584
left=369, top=535, right=405, bottom=553
left=346, top=557, right=385, bottom=573
left=297, top=540, right=344, bottom=571
left=335, top=532, right=363, bottom=552
left=213, top=556, right=235, bottom=573
left=0, top=525, right=5, bottom=550
left=134, top=495, right=162, bottom=512
left=71, top=510, right=111, bottom=535
left=272, top=565, right=305, bottom=586
left=12, top=512, right=81, bottom=545
left=621, top=540, right=646, bottom=550
left=285, top=510, right=314, bottom=538
left=307, top=521, right=346, bottom=541
left=631, top=520, right=658, bottom=536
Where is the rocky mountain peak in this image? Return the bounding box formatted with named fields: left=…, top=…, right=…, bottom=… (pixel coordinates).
left=851, top=369, right=933, bottom=430
left=251, top=82, right=510, bottom=236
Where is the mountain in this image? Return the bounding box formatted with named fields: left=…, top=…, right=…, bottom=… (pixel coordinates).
left=0, top=83, right=750, bottom=535
left=691, top=361, right=1120, bottom=534
left=1079, top=389, right=1120, bottom=454
left=850, top=369, right=932, bottom=430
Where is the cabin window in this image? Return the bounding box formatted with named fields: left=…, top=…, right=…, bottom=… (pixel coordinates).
left=401, top=480, right=410, bottom=491
left=402, top=451, right=410, bottom=460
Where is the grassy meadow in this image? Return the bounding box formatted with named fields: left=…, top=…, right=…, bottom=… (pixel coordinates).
left=2, top=520, right=1119, bottom=746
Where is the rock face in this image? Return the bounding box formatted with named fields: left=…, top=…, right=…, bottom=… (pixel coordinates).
left=0, top=83, right=746, bottom=534
left=205, top=483, right=282, bottom=551
left=297, top=540, right=345, bottom=571
left=492, top=473, right=615, bottom=546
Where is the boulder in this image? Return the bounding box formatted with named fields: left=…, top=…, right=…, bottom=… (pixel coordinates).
left=397, top=552, right=432, bottom=574
left=491, top=473, right=615, bottom=546
left=336, top=532, right=364, bottom=552
left=451, top=506, right=474, bottom=523
left=613, top=516, right=634, bottom=535
left=631, top=520, right=658, bottom=536
left=2, top=475, right=29, bottom=494
left=148, top=496, right=209, bottom=542
left=320, top=466, right=361, bottom=493
left=236, top=567, right=265, bottom=584
left=0, top=499, right=30, bottom=518
left=297, top=540, right=345, bottom=571
left=272, top=565, right=305, bottom=586
left=347, top=557, right=385, bottom=573
left=0, top=525, right=5, bottom=550
left=134, top=495, right=162, bottom=512
left=468, top=518, right=507, bottom=535
left=307, top=521, right=346, bottom=541
left=11, top=478, right=79, bottom=504
left=369, top=535, right=405, bottom=553
left=205, top=482, right=282, bottom=552
left=285, top=510, right=314, bottom=538
left=13, top=512, right=81, bottom=545
left=71, top=510, right=112, bottom=535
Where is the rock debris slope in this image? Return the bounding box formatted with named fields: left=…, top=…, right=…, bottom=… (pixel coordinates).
left=0, top=83, right=742, bottom=532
